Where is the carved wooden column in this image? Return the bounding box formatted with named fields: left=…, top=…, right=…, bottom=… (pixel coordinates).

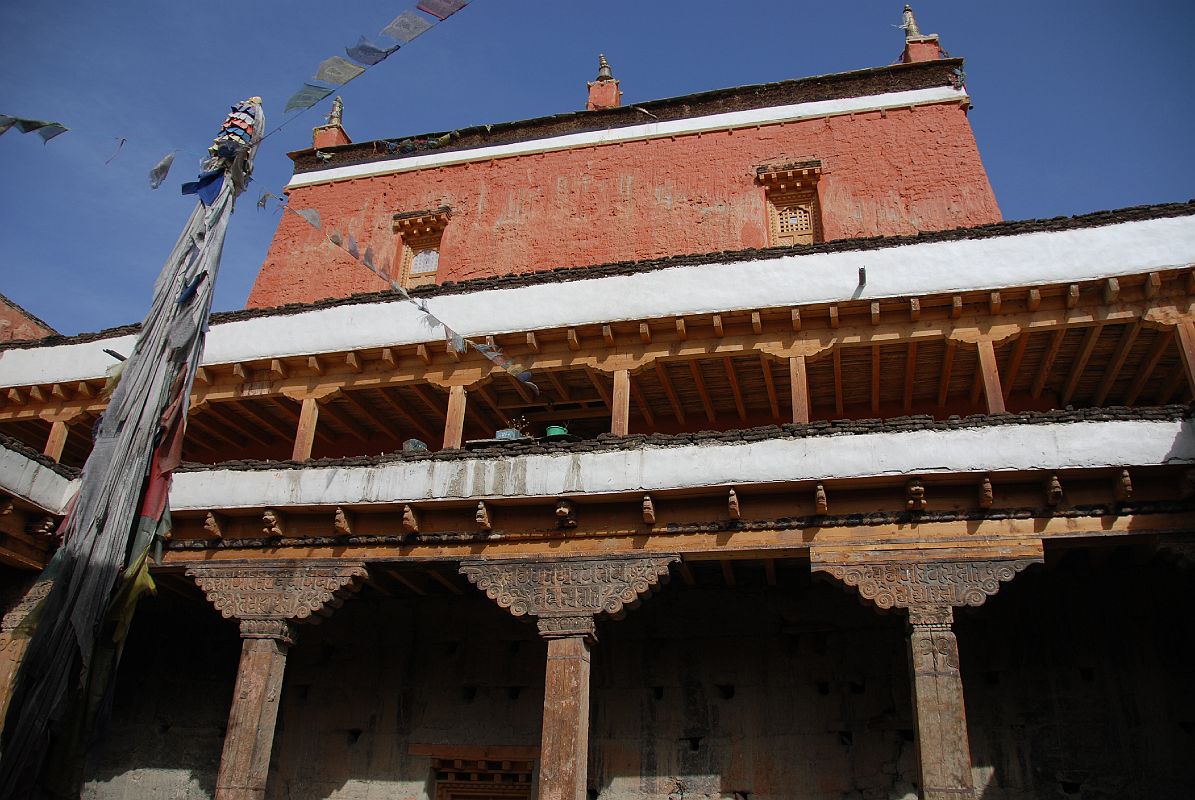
left=813, top=551, right=1041, bottom=800
left=460, top=555, right=677, bottom=800
left=186, top=560, right=367, bottom=800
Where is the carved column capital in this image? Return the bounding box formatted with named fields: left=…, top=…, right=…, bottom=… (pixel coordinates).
left=460, top=554, right=678, bottom=641
left=813, top=558, right=1040, bottom=610
left=186, top=560, right=367, bottom=643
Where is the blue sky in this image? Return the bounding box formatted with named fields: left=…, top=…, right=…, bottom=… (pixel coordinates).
left=1, top=1, right=1192, bottom=336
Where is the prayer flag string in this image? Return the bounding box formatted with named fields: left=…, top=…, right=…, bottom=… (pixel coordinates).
left=271, top=196, right=537, bottom=393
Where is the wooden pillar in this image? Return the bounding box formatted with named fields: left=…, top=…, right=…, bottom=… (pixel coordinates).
left=611, top=369, right=630, bottom=436
left=0, top=577, right=51, bottom=734
left=1176, top=318, right=1195, bottom=392
left=216, top=622, right=292, bottom=800
left=537, top=617, right=595, bottom=800
left=460, top=555, right=678, bottom=800
left=42, top=420, right=69, bottom=462
left=789, top=355, right=810, bottom=424
left=292, top=398, right=319, bottom=460
left=443, top=385, right=467, bottom=449
left=975, top=340, right=1006, bottom=414
left=187, top=561, right=367, bottom=800
left=907, top=605, right=975, bottom=800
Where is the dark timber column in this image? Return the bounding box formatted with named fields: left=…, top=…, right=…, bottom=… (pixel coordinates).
left=537, top=615, right=596, bottom=800
left=187, top=560, right=367, bottom=800
left=812, top=547, right=1042, bottom=800
left=907, top=605, right=972, bottom=800
left=461, top=555, right=678, bottom=800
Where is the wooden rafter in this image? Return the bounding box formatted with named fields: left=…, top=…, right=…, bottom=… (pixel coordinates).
left=584, top=367, right=612, bottom=408
left=1031, top=329, right=1067, bottom=399
left=1093, top=322, right=1141, bottom=406
left=723, top=358, right=747, bottom=421
left=1002, top=333, right=1031, bottom=401
left=760, top=355, right=780, bottom=421
left=1124, top=329, right=1174, bottom=405
left=832, top=349, right=844, bottom=417
left=654, top=362, right=685, bottom=424
left=340, top=391, right=396, bottom=438
left=317, top=401, right=372, bottom=444
left=903, top=342, right=917, bottom=412
left=689, top=362, right=716, bottom=422
left=187, top=411, right=246, bottom=449
left=871, top=345, right=881, bottom=414
left=204, top=402, right=276, bottom=447
left=374, top=388, right=439, bottom=443
left=1061, top=325, right=1104, bottom=406
left=937, top=340, right=956, bottom=407
left=546, top=372, right=573, bottom=402
left=629, top=379, right=655, bottom=428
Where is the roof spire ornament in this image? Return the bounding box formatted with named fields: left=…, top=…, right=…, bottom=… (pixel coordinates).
left=327, top=96, right=344, bottom=127
left=901, top=4, right=922, bottom=39
left=596, top=53, right=614, bottom=82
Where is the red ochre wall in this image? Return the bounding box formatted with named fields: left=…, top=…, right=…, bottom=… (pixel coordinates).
left=0, top=297, right=54, bottom=343
left=247, top=100, right=1000, bottom=308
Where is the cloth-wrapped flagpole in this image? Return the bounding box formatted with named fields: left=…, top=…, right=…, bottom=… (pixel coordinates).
left=0, top=97, right=264, bottom=799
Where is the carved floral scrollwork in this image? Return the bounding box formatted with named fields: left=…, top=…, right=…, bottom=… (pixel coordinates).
left=186, top=561, right=367, bottom=640
left=460, top=555, right=678, bottom=639
left=814, top=559, right=1039, bottom=610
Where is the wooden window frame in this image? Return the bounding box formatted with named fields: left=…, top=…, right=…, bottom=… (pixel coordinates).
left=393, top=207, right=451, bottom=289
left=757, top=161, right=822, bottom=247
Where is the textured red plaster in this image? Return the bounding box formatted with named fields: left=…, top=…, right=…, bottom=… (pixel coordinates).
left=0, top=296, right=55, bottom=342
left=247, top=100, right=999, bottom=308
left=902, top=38, right=942, bottom=63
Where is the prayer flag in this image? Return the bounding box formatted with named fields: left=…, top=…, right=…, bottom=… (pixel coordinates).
left=180, top=169, right=225, bottom=206
left=148, top=152, right=176, bottom=189
left=417, top=0, right=468, bottom=21
left=345, top=36, right=398, bottom=66
left=34, top=124, right=68, bottom=142
left=314, top=55, right=366, bottom=86
left=382, top=10, right=433, bottom=42
left=295, top=208, right=321, bottom=228
left=285, top=83, right=334, bottom=113
left=0, top=115, right=15, bottom=136
left=346, top=234, right=360, bottom=259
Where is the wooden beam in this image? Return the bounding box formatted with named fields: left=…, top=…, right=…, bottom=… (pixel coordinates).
left=1093, top=322, right=1141, bottom=406
left=639, top=323, right=652, bottom=344
left=976, top=340, right=1006, bottom=414
left=424, top=569, right=464, bottom=595
left=566, top=329, right=580, bottom=351
left=761, top=356, right=780, bottom=421
left=385, top=569, right=427, bottom=596
left=1103, top=277, right=1120, bottom=305
left=723, top=358, right=747, bottom=421
left=828, top=305, right=839, bottom=329
left=380, top=348, right=397, bottom=369
left=1176, top=318, right=1195, bottom=396
left=602, top=325, right=615, bottom=347
left=950, top=296, right=962, bottom=319
left=525, top=331, right=540, bottom=353
left=375, top=388, right=439, bottom=444
left=187, top=412, right=247, bottom=449
left=443, top=386, right=467, bottom=449
left=629, top=379, right=655, bottom=428
left=641, top=494, right=655, bottom=525
left=1027, top=289, right=1041, bottom=311
left=545, top=371, right=573, bottom=403
left=720, top=560, right=736, bottom=587
left=870, top=345, right=881, bottom=414
left=1144, top=272, right=1162, bottom=299
left=231, top=363, right=248, bottom=382
left=236, top=402, right=298, bottom=442
left=410, top=385, right=447, bottom=419
left=1066, top=284, right=1080, bottom=309
left=712, top=315, right=724, bottom=338
left=584, top=367, right=612, bottom=408
left=654, top=363, right=685, bottom=424
left=1031, top=329, right=1067, bottom=399
left=270, top=359, right=288, bottom=380
left=611, top=369, right=630, bottom=435
left=675, top=318, right=687, bottom=341
left=1061, top=325, right=1103, bottom=406
left=763, top=559, right=777, bottom=587
left=416, top=344, right=432, bottom=366
left=1159, top=363, right=1188, bottom=404
left=937, top=340, right=957, bottom=407
left=339, top=391, right=394, bottom=438
left=306, top=356, right=323, bottom=375
left=1001, top=333, right=1031, bottom=401
left=43, top=420, right=68, bottom=462
left=832, top=349, right=844, bottom=417
left=903, top=342, right=917, bottom=412
left=751, top=311, right=762, bottom=335
left=292, top=397, right=320, bottom=459
left=317, top=400, right=373, bottom=444
left=206, top=402, right=277, bottom=447
left=989, top=291, right=1002, bottom=315
left=1124, top=328, right=1174, bottom=405
left=677, top=561, right=696, bottom=587
left=689, top=361, right=716, bottom=423
left=909, top=298, right=920, bottom=322
left=791, top=309, right=801, bottom=332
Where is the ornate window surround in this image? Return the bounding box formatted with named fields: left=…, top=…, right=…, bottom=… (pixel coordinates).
left=393, top=206, right=452, bottom=289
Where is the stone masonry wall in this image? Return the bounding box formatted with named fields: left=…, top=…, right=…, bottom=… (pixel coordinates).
left=248, top=102, right=999, bottom=307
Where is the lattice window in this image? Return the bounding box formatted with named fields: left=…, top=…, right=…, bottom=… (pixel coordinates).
left=394, top=206, right=451, bottom=289
left=757, top=160, right=822, bottom=247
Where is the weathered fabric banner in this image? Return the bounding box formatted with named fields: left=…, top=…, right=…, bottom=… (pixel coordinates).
left=314, top=55, right=366, bottom=86
left=284, top=82, right=335, bottom=113
left=382, top=10, right=433, bottom=42
left=0, top=115, right=68, bottom=142
left=416, top=0, right=469, bottom=21
left=345, top=35, right=398, bottom=66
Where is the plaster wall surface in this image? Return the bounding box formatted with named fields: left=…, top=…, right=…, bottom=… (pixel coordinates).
left=79, top=554, right=1193, bottom=799
left=165, top=419, right=1195, bottom=511
left=249, top=98, right=997, bottom=307
left=3, top=213, right=1192, bottom=389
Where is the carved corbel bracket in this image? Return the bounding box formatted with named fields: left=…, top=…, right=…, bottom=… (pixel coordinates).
left=811, top=548, right=1042, bottom=611
left=459, top=554, right=679, bottom=642
left=186, top=560, right=368, bottom=644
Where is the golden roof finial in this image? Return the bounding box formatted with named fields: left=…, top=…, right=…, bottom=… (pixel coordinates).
left=596, top=53, right=614, bottom=82
left=327, top=96, right=344, bottom=127
left=901, top=5, right=923, bottom=39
